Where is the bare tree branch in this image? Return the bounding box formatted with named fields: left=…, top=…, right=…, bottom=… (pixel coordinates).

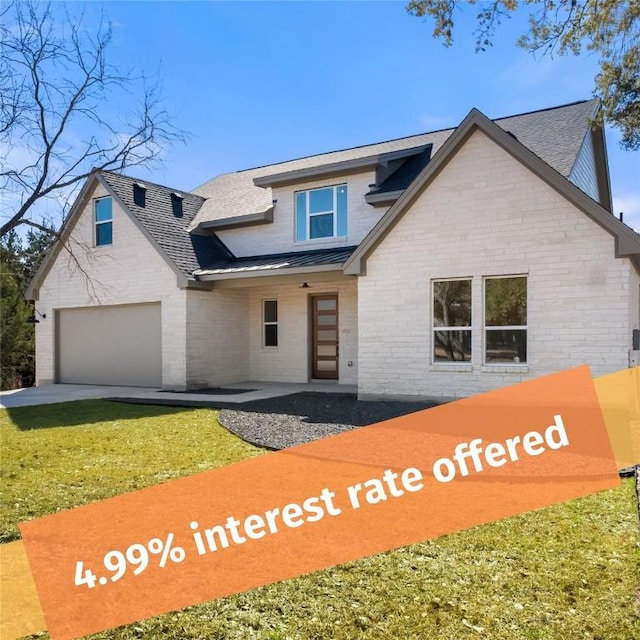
left=0, top=0, right=187, bottom=238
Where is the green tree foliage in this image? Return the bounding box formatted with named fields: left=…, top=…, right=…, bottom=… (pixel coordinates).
left=485, top=276, right=527, bottom=327
left=406, top=0, right=640, bottom=149
left=0, top=228, right=54, bottom=389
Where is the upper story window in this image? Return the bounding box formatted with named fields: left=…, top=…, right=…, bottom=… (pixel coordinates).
left=295, top=184, right=347, bottom=242
left=94, top=197, right=113, bottom=246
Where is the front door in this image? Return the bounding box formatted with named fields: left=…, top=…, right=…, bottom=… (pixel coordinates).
left=312, top=294, right=339, bottom=379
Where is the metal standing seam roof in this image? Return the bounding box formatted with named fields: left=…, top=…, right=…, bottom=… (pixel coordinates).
left=189, top=99, right=600, bottom=229
left=193, top=246, right=358, bottom=277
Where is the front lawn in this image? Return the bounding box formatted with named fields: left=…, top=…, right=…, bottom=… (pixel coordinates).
left=1, top=401, right=638, bottom=639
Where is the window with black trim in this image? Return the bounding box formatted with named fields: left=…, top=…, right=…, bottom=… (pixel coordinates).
left=263, top=300, right=278, bottom=347
left=484, top=276, right=527, bottom=364
left=95, top=197, right=113, bottom=246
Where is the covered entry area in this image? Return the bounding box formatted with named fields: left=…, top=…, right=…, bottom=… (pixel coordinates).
left=56, top=303, right=162, bottom=387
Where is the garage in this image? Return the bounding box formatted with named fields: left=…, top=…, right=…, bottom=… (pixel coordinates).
left=56, top=303, right=162, bottom=386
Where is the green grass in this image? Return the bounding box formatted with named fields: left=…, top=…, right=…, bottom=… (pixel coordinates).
left=1, top=400, right=639, bottom=640
left=0, top=400, right=264, bottom=543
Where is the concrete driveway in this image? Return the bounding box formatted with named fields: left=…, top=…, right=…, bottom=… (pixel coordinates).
left=0, top=384, right=160, bottom=409
left=0, top=381, right=358, bottom=409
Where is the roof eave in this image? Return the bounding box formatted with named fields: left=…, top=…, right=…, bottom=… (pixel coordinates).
left=194, top=262, right=346, bottom=281
left=252, top=145, right=431, bottom=188
left=344, top=107, right=640, bottom=276
left=364, top=189, right=404, bottom=207
left=194, top=207, right=274, bottom=232
left=591, top=124, right=613, bottom=213
left=344, top=109, right=488, bottom=276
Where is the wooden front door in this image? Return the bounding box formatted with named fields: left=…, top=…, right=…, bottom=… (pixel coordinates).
left=312, top=294, right=339, bottom=379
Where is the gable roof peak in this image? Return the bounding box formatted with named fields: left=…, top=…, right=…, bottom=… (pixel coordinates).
left=344, top=99, right=637, bottom=275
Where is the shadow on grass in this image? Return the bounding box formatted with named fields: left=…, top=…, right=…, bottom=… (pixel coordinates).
left=2, top=399, right=197, bottom=431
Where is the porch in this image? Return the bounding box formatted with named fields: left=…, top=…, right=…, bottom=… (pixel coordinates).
left=184, top=271, right=359, bottom=390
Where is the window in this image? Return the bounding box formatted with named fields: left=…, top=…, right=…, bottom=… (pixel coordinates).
left=263, top=300, right=278, bottom=347
left=484, top=276, right=527, bottom=364
left=432, top=279, right=472, bottom=362
left=95, top=197, right=113, bottom=246
left=295, top=185, right=347, bottom=241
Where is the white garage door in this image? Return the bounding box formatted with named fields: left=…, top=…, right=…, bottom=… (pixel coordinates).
left=57, top=303, right=162, bottom=387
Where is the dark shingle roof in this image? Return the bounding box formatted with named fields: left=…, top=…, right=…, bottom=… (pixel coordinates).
left=96, top=100, right=601, bottom=280
left=369, top=146, right=433, bottom=195
left=190, top=99, right=600, bottom=229
left=99, top=171, right=232, bottom=278
left=194, top=246, right=357, bottom=276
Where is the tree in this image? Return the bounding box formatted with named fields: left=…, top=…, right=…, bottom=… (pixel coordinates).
left=0, top=228, right=53, bottom=389
left=0, top=0, right=185, bottom=238
left=406, top=1, right=640, bottom=150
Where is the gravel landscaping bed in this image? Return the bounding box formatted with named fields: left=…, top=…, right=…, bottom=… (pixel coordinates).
left=218, top=392, right=439, bottom=449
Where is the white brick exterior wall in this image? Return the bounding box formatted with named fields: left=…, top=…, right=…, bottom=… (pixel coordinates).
left=34, top=182, right=188, bottom=388
left=184, top=277, right=358, bottom=385
left=246, top=278, right=358, bottom=384
left=34, top=180, right=359, bottom=390
left=185, top=289, right=250, bottom=387
left=357, top=130, right=637, bottom=400
left=34, top=132, right=636, bottom=395
left=217, top=172, right=386, bottom=257
left=629, top=267, right=640, bottom=352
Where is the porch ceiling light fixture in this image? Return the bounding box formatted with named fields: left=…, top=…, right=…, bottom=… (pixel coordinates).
left=300, top=282, right=311, bottom=289
left=27, top=309, right=47, bottom=324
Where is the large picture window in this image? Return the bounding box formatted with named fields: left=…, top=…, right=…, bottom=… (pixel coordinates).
left=484, top=276, right=527, bottom=364
left=432, top=279, right=472, bottom=362
left=95, top=197, right=113, bottom=246
left=263, top=300, right=278, bottom=348
left=295, top=185, right=347, bottom=241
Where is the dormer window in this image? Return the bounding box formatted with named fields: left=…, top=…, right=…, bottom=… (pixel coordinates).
left=171, top=192, right=184, bottom=218
left=133, top=182, right=146, bottom=207
left=295, top=184, right=347, bottom=241
left=94, top=197, right=113, bottom=246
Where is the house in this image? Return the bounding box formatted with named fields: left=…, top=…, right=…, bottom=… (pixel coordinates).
left=26, top=99, right=640, bottom=400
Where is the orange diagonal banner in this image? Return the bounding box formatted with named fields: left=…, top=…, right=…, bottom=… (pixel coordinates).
left=3, top=366, right=637, bottom=640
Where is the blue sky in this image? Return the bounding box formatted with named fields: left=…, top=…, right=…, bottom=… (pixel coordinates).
left=72, top=1, right=640, bottom=230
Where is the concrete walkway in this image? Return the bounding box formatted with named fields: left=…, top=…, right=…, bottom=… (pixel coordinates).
left=0, top=381, right=358, bottom=409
